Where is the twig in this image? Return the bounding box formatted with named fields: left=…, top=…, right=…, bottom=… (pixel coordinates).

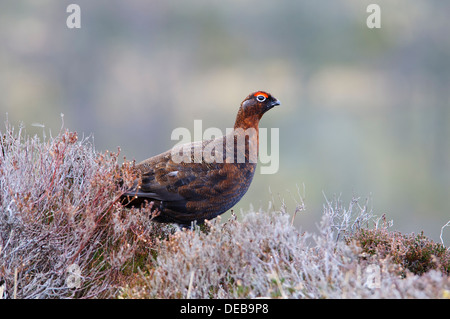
left=440, top=219, right=450, bottom=247
left=186, top=271, right=195, bottom=299
left=290, top=183, right=306, bottom=226
left=13, top=268, right=18, bottom=299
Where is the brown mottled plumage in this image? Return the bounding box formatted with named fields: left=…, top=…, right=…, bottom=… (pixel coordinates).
left=121, top=91, right=280, bottom=226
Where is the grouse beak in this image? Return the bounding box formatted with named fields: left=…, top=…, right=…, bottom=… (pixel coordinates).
left=267, top=98, right=281, bottom=110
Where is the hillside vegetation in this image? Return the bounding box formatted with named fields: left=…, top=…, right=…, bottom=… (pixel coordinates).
left=0, top=122, right=449, bottom=298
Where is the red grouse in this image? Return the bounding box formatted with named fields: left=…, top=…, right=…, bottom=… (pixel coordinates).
left=121, top=91, right=280, bottom=226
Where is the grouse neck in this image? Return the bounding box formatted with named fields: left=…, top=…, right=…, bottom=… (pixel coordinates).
left=233, top=108, right=262, bottom=131
left=225, top=127, right=259, bottom=163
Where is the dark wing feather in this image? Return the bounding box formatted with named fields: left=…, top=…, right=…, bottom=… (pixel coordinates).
left=121, top=136, right=256, bottom=225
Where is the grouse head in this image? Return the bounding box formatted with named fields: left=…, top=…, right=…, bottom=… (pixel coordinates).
left=234, top=91, right=280, bottom=130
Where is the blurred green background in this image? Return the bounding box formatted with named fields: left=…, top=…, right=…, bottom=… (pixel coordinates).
left=1, top=1, right=449, bottom=243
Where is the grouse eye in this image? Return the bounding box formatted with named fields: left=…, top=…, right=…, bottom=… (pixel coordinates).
left=256, top=95, right=266, bottom=102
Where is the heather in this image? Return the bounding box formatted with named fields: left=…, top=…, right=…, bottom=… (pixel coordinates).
left=0, top=122, right=449, bottom=298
